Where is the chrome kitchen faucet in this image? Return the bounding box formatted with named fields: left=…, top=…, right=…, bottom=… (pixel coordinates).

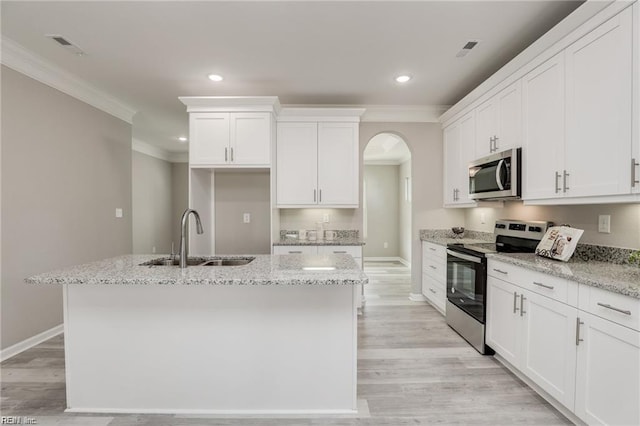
left=179, top=208, right=204, bottom=268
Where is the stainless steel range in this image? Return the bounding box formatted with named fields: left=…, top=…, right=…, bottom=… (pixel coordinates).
left=445, top=219, right=551, bottom=354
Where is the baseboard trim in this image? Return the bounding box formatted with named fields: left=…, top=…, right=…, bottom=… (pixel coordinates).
left=493, top=354, right=585, bottom=426
left=409, top=293, right=427, bottom=302
left=0, top=324, right=64, bottom=362
left=65, top=407, right=359, bottom=416
left=364, top=256, right=410, bottom=268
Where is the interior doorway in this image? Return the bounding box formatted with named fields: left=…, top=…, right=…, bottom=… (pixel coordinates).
left=362, top=132, right=412, bottom=269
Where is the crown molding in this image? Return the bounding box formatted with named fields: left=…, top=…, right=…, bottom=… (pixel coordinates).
left=132, top=139, right=187, bottom=163
left=360, top=105, right=449, bottom=123
left=1, top=37, right=136, bottom=124
left=179, top=96, right=281, bottom=115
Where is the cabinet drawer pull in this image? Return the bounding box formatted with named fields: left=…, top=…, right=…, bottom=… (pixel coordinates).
left=333, top=251, right=347, bottom=254
left=576, top=317, right=584, bottom=346
left=520, top=295, right=526, bottom=317
left=288, top=251, right=302, bottom=254
left=429, top=288, right=436, bottom=294
left=429, top=265, right=437, bottom=270
left=513, top=292, right=519, bottom=314
left=493, top=269, right=508, bottom=275
left=597, top=303, right=632, bottom=316
left=429, top=247, right=437, bottom=251
left=533, top=281, right=554, bottom=290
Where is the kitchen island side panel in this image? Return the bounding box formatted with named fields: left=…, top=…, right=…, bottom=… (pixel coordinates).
left=63, top=283, right=357, bottom=414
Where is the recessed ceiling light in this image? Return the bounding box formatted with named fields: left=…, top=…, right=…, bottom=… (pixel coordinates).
left=208, top=74, right=223, bottom=82
left=178, top=136, right=188, bottom=142
left=395, top=75, right=411, bottom=83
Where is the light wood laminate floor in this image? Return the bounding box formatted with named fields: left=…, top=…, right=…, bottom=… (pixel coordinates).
left=1, top=261, right=572, bottom=425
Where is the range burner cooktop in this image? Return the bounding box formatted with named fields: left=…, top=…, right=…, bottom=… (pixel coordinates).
left=448, top=242, right=497, bottom=255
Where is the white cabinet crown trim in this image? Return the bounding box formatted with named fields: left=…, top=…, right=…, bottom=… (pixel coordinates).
left=179, top=96, right=281, bottom=114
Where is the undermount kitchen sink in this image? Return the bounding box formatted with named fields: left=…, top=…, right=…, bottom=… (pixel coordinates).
left=140, top=257, right=255, bottom=267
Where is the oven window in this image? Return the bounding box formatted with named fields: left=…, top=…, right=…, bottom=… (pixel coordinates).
left=447, top=254, right=486, bottom=322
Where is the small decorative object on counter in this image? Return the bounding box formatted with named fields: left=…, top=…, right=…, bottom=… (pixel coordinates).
left=299, top=230, right=307, bottom=240
left=451, top=227, right=465, bottom=238
left=325, top=230, right=336, bottom=241
left=308, top=230, right=317, bottom=241
left=316, top=222, right=324, bottom=240
left=535, top=226, right=584, bottom=262
left=629, top=250, right=640, bottom=266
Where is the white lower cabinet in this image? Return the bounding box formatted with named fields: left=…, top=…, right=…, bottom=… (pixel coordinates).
left=421, top=242, right=447, bottom=314
left=487, top=259, right=640, bottom=425
left=575, top=313, right=640, bottom=426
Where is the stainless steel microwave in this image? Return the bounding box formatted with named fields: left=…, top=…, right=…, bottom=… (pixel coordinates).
left=469, top=148, right=521, bottom=200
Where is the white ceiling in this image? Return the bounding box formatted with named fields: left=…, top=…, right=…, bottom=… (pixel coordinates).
left=363, top=133, right=411, bottom=164
left=1, top=1, right=584, bottom=153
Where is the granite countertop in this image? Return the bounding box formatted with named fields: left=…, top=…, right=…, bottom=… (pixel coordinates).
left=273, top=237, right=365, bottom=246
left=421, top=237, right=490, bottom=247
left=419, top=229, right=494, bottom=247
left=487, top=253, right=640, bottom=299
left=26, top=254, right=369, bottom=286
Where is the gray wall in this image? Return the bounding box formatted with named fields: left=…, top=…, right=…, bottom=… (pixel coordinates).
left=171, top=162, right=189, bottom=248
left=363, top=165, right=399, bottom=257
left=399, top=160, right=412, bottom=263
left=214, top=171, right=271, bottom=254
left=132, top=151, right=172, bottom=254
left=465, top=202, right=640, bottom=249
left=1, top=66, right=132, bottom=350
left=358, top=123, right=465, bottom=296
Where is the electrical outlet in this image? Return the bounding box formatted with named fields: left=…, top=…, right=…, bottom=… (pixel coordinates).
left=480, top=211, right=486, bottom=224
left=115, top=208, right=123, bottom=218
left=323, top=213, right=330, bottom=223
left=384, top=242, right=388, bottom=249
left=243, top=213, right=251, bottom=224
left=598, top=215, right=611, bottom=233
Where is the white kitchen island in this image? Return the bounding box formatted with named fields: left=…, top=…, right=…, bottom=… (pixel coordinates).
left=27, top=254, right=367, bottom=415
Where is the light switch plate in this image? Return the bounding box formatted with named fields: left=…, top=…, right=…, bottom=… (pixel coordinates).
left=598, top=214, right=611, bottom=233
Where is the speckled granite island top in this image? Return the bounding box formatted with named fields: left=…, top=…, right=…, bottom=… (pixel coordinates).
left=273, top=237, right=365, bottom=246
left=487, top=253, right=640, bottom=299
left=26, top=254, right=368, bottom=286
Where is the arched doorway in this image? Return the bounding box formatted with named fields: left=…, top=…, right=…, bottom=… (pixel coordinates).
left=362, top=132, right=412, bottom=295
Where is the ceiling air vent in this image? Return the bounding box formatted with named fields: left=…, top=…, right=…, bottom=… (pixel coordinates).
left=456, top=40, right=480, bottom=58
left=45, top=34, right=86, bottom=56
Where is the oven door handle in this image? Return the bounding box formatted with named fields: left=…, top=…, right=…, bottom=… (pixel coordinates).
left=446, top=249, right=482, bottom=264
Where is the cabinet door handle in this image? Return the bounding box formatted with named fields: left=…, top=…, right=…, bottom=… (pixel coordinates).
left=319, top=189, right=322, bottom=203
left=288, top=251, right=302, bottom=254
left=429, top=265, right=437, bottom=270
left=430, top=288, right=437, bottom=294
left=225, top=147, right=228, bottom=162
left=429, top=247, right=437, bottom=252
left=555, top=171, right=562, bottom=194
left=314, top=189, right=317, bottom=202
left=513, top=291, right=519, bottom=314
left=230, top=147, right=234, bottom=162
left=520, top=295, right=526, bottom=317
left=533, top=281, right=554, bottom=290
left=493, top=268, right=508, bottom=275
left=333, top=251, right=347, bottom=254
left=563, top=170, right=570, bottom=192
left=493, top=136, right=499, bottom=152
left=597, top=302, right=632, bottom=316
left=576, top=317, right=584, bottom=346
left=632, top=158, right=639, bottom=187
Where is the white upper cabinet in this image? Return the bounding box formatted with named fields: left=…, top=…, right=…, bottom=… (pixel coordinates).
left=522, top=53, right=566, bottom=200
left=444, top=111, right=476, bottom=207
left=317, top=122, right=359, bottom=206
left=276, top=122, right=318, bottom=205
left=276, top=109, right=363, bottom=208
left=475, top=81, right=521, bottom=158
left=180, top=96, right=279, bottom=168
left=189, top=112, right=272, bottom=167
left=564, top=7, right=633, bottom=198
